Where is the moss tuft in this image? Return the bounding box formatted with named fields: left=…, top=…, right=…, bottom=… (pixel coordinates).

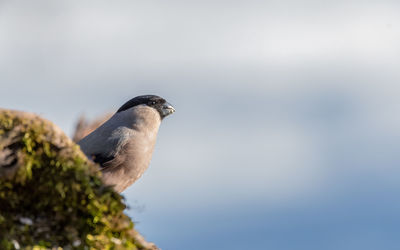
left=0, top=110, right=153, bottom=249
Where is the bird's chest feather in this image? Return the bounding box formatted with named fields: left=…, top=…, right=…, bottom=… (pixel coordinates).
left=101, top=129, right=158, bottom=192
left=125, top=131, right=157, bottom=169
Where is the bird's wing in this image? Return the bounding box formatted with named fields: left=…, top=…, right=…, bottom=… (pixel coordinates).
left=91, top=130, right=132, bottom=172
left=92, top=148, right=126, bottom=170
left=92, top=153, right=115, bottom=166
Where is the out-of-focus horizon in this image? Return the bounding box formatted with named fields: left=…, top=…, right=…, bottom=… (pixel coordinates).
left=1, top=1, right=400, bottom=249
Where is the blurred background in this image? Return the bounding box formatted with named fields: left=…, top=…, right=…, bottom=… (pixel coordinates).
left=1, top=1, right=400, bottom=249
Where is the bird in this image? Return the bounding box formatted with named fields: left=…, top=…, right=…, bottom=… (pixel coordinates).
left=77, top=95, right=175, bottom=193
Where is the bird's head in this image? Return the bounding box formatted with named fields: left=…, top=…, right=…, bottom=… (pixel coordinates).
left=117, top=95, right=175, bottom=119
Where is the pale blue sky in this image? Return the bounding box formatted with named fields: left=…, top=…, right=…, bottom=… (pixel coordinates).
left=1, top=1, right=400, bottom=249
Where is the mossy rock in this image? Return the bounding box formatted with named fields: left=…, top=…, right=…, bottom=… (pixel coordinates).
left=0, top=109, right=156, bottom=250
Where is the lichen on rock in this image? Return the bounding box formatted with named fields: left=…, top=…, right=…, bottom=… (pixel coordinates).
left=0, top=109, right=156, bottom=250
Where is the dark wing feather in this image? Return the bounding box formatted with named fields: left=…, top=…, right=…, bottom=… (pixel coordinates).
left=92, top=150, right=127, bottom=173
left=92, top=154, right=115, bottom=166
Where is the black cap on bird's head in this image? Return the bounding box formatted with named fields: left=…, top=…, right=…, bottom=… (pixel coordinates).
left=117, top=95, right=175, bottom=119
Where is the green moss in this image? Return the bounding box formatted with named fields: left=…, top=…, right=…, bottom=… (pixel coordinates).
left=0, top=110, right=148, bottom=249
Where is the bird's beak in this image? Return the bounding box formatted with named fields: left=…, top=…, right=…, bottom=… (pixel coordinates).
left=161, top=102, right=175, bottom=117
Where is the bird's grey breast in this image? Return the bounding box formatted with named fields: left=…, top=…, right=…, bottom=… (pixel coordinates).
left=100, top=128, right=158, bottom=192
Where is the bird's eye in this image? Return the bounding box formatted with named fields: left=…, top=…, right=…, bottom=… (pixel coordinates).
left=149, top=101, right=156, bottom=105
